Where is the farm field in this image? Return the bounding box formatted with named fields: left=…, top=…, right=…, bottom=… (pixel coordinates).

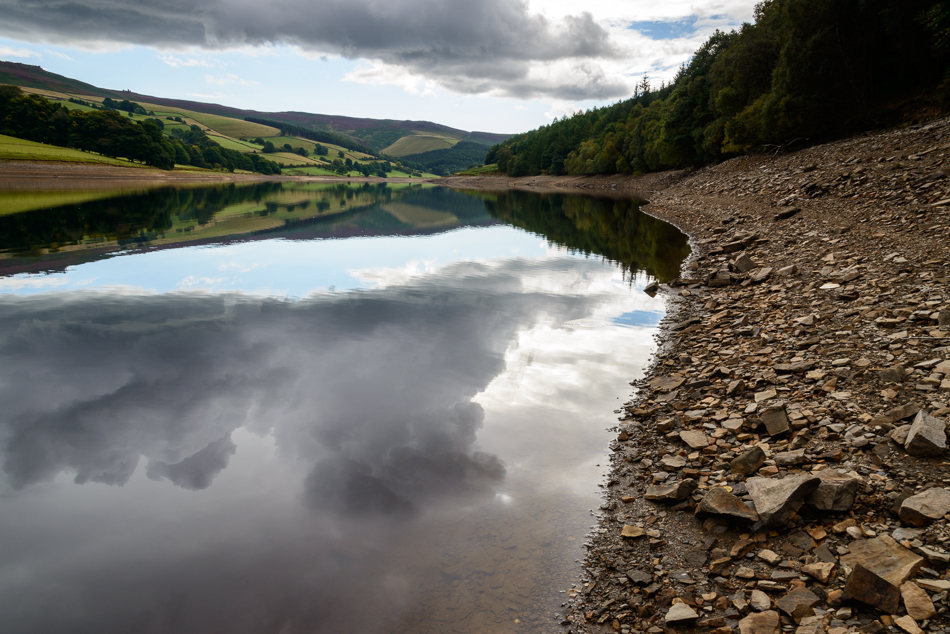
left=258, top=137, right=375, bottom=162
left=381, top=134, right=457, bottom=156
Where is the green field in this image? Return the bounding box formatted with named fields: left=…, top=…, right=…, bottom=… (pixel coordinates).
left=0, top=133, right=156, bottom=169
left=259, top=136, right=374, bottom=162
left=142, top=107, right=279, bottom=138
left=209, top=135, right=261, bottom=152
left=382, top=135, right=457, bottom=157
left=454, top=164, right=499, bottom=175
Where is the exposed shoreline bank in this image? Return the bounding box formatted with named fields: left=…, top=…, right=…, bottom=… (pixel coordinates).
left=446, top=121, right=950, bottom=634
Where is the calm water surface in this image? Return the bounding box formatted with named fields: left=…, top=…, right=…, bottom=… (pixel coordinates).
left=0, top=182, right=688, bottom=633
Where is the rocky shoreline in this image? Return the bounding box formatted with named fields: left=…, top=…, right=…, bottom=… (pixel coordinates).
left=446, top=118, right=950, bottom=634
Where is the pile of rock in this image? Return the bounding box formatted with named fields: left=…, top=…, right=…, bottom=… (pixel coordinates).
left=565, top=117, right=950, bottom=634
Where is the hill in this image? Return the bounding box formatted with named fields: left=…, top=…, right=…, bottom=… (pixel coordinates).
left=485, top=0, right=950, bottom=178
left=0, top=61, right=511, bottom=156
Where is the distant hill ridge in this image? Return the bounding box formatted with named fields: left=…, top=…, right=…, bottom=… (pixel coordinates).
left=0, top=60, right=511, bottom=152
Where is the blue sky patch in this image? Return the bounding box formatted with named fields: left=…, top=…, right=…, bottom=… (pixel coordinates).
left=612, top=310, right=662, bottom=328
left=628, top=16, right=699, bottom=40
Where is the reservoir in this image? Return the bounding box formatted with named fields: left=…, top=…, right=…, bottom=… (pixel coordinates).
left=0, top=181, right=688, bottom=633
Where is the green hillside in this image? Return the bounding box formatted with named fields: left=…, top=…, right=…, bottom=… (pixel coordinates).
left=382, top=135, right=456, bottom=156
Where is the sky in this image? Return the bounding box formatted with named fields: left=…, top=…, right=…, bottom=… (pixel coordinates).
left=0, top=0, right=754, bottom=134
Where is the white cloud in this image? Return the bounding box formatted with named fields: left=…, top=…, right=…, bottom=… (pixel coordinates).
left=343, top=61, right=439, bottom=97
left=159, top=54, right=214, bottom=68
left=0, top=275, right=69, bottom=290
left=204, top=73, right=257, bottom=86
left=45, top=50, right=74, bottom=61
left=0, top=45, right=41, bottom=59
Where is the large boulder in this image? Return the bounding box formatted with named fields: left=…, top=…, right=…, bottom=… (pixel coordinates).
left=746, top=475, right=820, bottom=528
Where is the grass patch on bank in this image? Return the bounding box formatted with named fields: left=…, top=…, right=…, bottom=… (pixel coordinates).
left=0, top=133, right=155, bottom=168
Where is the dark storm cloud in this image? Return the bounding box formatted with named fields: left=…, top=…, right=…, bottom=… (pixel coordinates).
left=0, top=259, right=598, bottom=497
left=0, top=0, right=628, bottom=99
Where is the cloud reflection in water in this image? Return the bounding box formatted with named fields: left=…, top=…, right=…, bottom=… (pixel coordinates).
left=0, top=255, right=653, bottom=633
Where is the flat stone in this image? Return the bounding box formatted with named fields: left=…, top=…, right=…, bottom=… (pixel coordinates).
left=747, top=475, right=820, bottom=528
left=774, top=361, right=816, bottom=374
left=750, top=267, right=773, bottom=283
left=749, top=589, right=771, bottom=611
left=760, top=405, right=791, bottom=436
left=904, top=410, right=947, bottom=456
left=899, top=488, right=950, bottom=526
left=869, top=403, right=921, bottom=427
left=651, top=376, right=686, bottom=392
left=806, top=469, right=862, bottom=511
left=645, top=479, right=699, bottom=502
left=621, top=525, right=646, bottom=539
left=758, top=549, right=782, bottom=566
left=775, top=588, right=821, bottom=623
left=755, top=389, right=778, bottom=403
left=695, top=486, right=759, bottom=523
left=680, top=430, right=709, bottom=449
left=661, top=454, right=688, bottom=469
left=916, top=579, right=950, bottom=592
left=731, top=446, right=767, bottom=475
left=777, top=264, right=798, bottom=276
left=738, top=610, right=780, bottom=634
left=775, top=207, right=801, bottom=221
left=894, top=615, right=924, bottom=634
left=626, top=568, right=654, bottom=586
left=843, top=564, right=901, bottom=614
left=801, top=561, right=836, bottom=584
left=774, top=449, right=806, bottom=466
left=665, top=602, right=699, bottom=624
left=788, top=531, right=816, bottom=551
left=936, top=359, right=950, bottom=374
left=900, top=582, right=937, bottom=621
left=840, top=535, right=924, bottom=586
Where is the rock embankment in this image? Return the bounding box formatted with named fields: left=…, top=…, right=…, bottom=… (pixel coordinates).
left=566, top=118, right=950, bottom=634
left=472, top=119, right=950, bottom=634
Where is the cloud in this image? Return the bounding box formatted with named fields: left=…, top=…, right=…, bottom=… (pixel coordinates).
left=158, top=54, right=215, bottom=67
left=146, top=434, right=237, bottom=490
left=0, top=44, right=40, bottom=59
left=0, top=258, right=599, bottom=494
left=44, top=49, right=74, bottom=61
left=0, top=0, right=628, bottom=100
left=204, top=72, right=257, bottom=86
left=0, top=255, right=652, bottom=632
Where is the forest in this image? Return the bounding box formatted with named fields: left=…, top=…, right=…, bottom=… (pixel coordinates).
left=486, top=0, right=950, bottom=176
left=0, top=86, right=282, bottom=174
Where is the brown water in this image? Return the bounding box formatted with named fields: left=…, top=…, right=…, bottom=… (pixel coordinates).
left=0, top=182, right=688, bottom=633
